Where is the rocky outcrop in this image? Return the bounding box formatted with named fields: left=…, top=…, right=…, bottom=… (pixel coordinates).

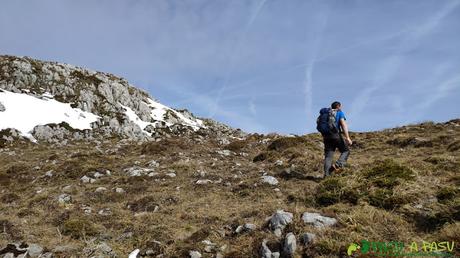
left=0, top=55, right=245, bottom=142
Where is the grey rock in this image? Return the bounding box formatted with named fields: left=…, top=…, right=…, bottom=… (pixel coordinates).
left=217, top=149, right=232, bottom=156
left=62, top=185, right=74, bottom=193
left=95, top=187, right=107, bottom=193
left=57, top=194, right=71, bottom=204
left=283, top=233, right=297, bottom=257
left=261, top=176, right=279, bottom=186
left=165, top=172, right=176, bottom=178
left=93, top=171, right=105, bottom=178
left=235, top=223, right=256, bottom=234
left=260, top=239, right=280, bottom=258
left=196, top=179, right=212, bottom=185
left=124, top=166, right=155, bottom=177
left=300, top=233, right=316, bottom=246
left=27, top=243, right=43, bottom=257
left=0, top=101, right=5, bottom=112
left=269, top=210, right=293, bottom=236
left=45, top=170, right=53, bottom=177
left=53, top=244, right=79, bottom=253
left=189, top=250, right=202, bottom=258
left=98, top=208, right=112, bottom=216
left=302, top=212, right=337, bottom=228
left=148, top=160, right=160, bottom=168
left=115, top=187, right=125, bottom=193
left=81, top=175, right=95, bottom=184
left=40, top=252, right=53, bottom=258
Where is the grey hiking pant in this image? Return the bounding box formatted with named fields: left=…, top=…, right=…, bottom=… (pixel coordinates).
left=323, top=135, right=350, bottom=177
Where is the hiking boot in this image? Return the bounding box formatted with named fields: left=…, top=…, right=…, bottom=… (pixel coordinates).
left=328, top=164, right=338, bottom=173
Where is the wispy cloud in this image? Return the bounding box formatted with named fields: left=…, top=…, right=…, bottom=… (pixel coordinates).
left=350, top=1, right=460, bottom=120
left=209, top=0, right=269, bottom=118
left=303, top=7, right=330, bottom=120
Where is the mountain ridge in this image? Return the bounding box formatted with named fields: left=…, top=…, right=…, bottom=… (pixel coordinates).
left=0, top=55, right=244, bottom=143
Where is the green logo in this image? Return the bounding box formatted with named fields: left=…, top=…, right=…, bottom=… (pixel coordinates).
left=347, top=243, right=360, bottom=256
left=347, top=240, right=455, bottom=257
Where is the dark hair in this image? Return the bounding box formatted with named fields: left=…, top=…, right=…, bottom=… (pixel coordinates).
left=331, top=101, right=341, bottom=109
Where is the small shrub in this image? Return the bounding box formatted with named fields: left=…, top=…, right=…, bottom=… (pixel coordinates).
left=363, top=159, right=414, bottom=188
left=437, top=187, right=459, bottom=204
left=447, top=140, right=460, bottom=152
left=127, top=196, right=159, bottom=212
left=252, top=151, right=278, bottom=162
left=368, top=189, right=408, bottom=210
left=225, top=140, right=247, bottom=152
left=267, top=137, right=308, bottom=151
left=62, top=218, right=98, bottom=239
left=315, top=177, right=360, bottom=206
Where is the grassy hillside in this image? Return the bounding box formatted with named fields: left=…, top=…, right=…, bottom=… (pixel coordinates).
left=1, top=119, right=459, bottom=257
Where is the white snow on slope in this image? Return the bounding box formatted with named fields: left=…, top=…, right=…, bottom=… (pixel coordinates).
left=121, top=98, right=204, bottom=135
left=0, top=90, right=100, bottom=140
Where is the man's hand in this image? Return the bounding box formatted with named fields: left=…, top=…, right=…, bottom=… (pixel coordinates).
left=345, top=137, right=353, bottom=146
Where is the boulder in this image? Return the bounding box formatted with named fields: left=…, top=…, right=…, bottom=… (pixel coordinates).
left=302, top=212, right=337, bottom=228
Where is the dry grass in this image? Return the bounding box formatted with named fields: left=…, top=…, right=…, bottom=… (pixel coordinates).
left=0, top=119, right=459, bottom=257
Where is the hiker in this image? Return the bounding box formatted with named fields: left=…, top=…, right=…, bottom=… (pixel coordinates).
left=316, top=101, right=353, bottom=177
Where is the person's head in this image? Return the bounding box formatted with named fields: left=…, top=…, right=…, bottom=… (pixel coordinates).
left=331, top=101, right=341, bottom=110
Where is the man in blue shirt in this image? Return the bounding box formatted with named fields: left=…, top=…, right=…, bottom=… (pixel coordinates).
left=323, top=101, right=353, bottom=177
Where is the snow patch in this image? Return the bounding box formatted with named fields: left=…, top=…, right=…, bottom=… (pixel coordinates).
left=145, top=98, right=204, bottom=130
left=121, top=98, right=204, bottom=134
left=0, top=90, right=100, bottom=140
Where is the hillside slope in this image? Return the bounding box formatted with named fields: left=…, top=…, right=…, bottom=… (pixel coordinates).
left=1, top=119, right=459, bottom=257
left=0, top=55, right=243, bottom=143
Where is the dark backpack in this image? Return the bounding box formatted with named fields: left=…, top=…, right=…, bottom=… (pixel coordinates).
left=316, top=108, right=339, bottom=136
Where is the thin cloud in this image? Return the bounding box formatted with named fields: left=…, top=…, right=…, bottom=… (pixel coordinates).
left=350, top=0, right=460, bottom=120
left=209, top=0, right=269, bottom=118
left=303, top=8, right=330, bottom=120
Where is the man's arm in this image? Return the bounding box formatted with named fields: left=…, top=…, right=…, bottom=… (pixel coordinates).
left=340, top=118, right=353, bottom=145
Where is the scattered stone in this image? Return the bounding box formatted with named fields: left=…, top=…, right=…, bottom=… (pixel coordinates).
left=57, top=194, right=71, bottom=204
left=80, top=175, right=96, bottom=184
left=0, top=101, right=5, bottom=112
left=260, top=239, right=280, bottom=258
left=166, top=172, right=176, bottom=178
left=45, top=170, right=53, bottom=177
left=98, top=208, right=112, bottom=216
left=95, top=187, right=107, bottom=193
left=269, top=210, right=293, bottom=237
left=283, top=233, right=297, bottom=257
left=300, top=233, right=316, bottom=246
left=81, top=205, right=92, bottom=214
left=93, top=171, right=105, bottom=178
left=235, top=223, right=256, bottom=234
left=27, top=243, right=43, bottom=257
left=261, top=176, right=279, bottom=186
left=217, top=149, right=232, bottom=156
left=115, top=187, right=125, bottom=193
left=118, top=231, right=134, bottom=240
left=129, top=248, right=140, bottom=258
left=148, top=160, right=160, bottom=168
left=196, top=179, right=212, bottom=185
left=189, top=250, right=202, bottom=258
left=53, top=244, right=79, bottom=253
left=97, top=242, right=113, bottom=255
left=124, top=166, right=155, bottom=177
left=62, top=185, right=73, bottom=193
left=302, top=212, right=337, bottom=228
left=40, top=252, right=53, bottom=258
left=274, top=160, right=283, bottom=166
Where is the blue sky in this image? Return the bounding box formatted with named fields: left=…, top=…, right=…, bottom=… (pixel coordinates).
left=1, top=0, right=460, bottom=134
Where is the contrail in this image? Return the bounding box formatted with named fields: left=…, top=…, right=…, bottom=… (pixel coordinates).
left=303, top=8, right=330, bottom=120
left=350, top=1, right=460, bottom=119
left=209, top=0, right=268, bottom=117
